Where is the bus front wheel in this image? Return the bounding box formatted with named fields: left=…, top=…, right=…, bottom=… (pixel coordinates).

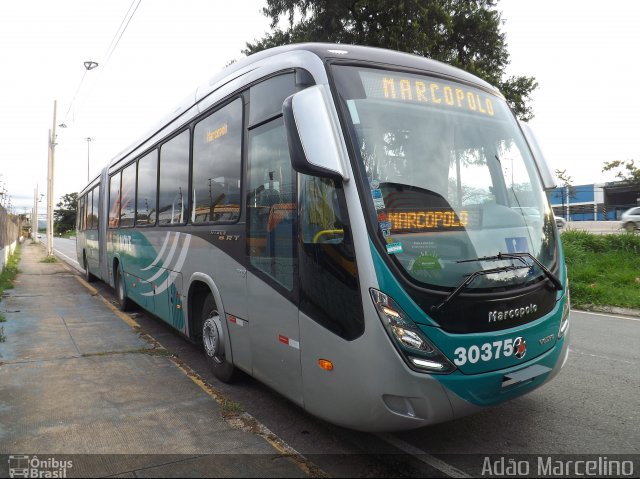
left=201, top=293, right=236, bottom=383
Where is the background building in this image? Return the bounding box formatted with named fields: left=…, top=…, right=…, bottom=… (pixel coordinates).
left=548, top=181, right=640, bottom=221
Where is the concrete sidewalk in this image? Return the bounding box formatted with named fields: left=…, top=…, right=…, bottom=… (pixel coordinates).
left=0, top=243, right=308, bottom=477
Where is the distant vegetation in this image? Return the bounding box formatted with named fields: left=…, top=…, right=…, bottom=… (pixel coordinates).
left=562, top=231, right=640, bottom=310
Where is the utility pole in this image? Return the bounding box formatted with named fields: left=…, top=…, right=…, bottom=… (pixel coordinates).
left=86, top=137, right=94, bottom=181
left=47, top=100, right=57, bottom=257
left=33, top=185, right=40, bottom=243
left=565, top=185, right=569, bottom=221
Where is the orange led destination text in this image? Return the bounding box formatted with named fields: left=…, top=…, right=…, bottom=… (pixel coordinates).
left=388, top=210, right=469, bottom=230
left=381, top=77, right=495, bottom=117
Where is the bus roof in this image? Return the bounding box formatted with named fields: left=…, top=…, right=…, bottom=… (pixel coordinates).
left=105, top=43, right=500, bottom=173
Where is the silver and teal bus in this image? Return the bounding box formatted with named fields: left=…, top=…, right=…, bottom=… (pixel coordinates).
left=76, top=44, right=570, bottom=431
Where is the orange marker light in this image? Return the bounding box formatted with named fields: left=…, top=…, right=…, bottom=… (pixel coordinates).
left=318, top=359, right=334, bottom=371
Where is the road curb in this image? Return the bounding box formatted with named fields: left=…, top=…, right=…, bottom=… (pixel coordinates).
left=574, top=305, right=640, bottom=318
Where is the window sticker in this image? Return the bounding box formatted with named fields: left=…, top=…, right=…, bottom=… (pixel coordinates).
left=373, top=197, right=386, bottom=210
left=505, top=237, right=529, bottom=253
left=386, top=242, right=403, bottom=255
left=411, top=253, right=441, bottom=271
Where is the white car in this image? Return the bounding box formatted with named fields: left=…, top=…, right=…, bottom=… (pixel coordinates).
left=621, top=207, right=640, bottom=232
left=554, top=216, right=567, bottom=229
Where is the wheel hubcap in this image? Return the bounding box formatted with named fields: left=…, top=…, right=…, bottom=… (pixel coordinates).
left=203, top=316, right=223, bottom=364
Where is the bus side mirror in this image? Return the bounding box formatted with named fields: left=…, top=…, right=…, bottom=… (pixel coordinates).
left=519, top=121, right=557, bottom=191
left=283, top=85, right=350, bottom=181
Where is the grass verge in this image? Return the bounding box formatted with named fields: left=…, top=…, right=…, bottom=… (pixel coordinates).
left=0, top=243, right=21, bottom=342
left=561, top=230, right=640, bottom=309
left=0, top=244, right=21, bottom=296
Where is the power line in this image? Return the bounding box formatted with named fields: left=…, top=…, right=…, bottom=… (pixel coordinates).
left=59, top=0, right=143, bottom=127
left=102, top=0, right=143, bottom=68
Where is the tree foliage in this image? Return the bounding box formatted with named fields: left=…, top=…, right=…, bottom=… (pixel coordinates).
left=54, top=192, right=78, bottom=234
left=602, top=159, right=640, bottom=185
left=555, top=168, right=576, bottom=203
left=244, top=0, right=538, bottom=120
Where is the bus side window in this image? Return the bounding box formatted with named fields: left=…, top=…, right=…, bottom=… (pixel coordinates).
left=78, top=195, right=85, bottom=231
left=192, top=98, right=242, bottom=224
left=301, top=176, right=344, bottom=244
left=136, top=150, right=158, bottom=226
left=158, top=130, right=189, bottom=225
left=92, top=185, right=100, bottom=230
left=120, top=162, right=136, bottom=227
left=298, top=175, right=364, bottom=340
left=85, top=190, right=92, bottom=229
left=247, top=117, right=296, bottom=291
left=108, top=171, right=121, bottom=228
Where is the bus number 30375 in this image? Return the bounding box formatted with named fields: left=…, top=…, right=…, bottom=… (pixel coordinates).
left=453, top=338, right=520, bottom=366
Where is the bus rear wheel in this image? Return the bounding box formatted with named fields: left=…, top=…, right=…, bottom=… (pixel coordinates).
left=201, top=293, right=236, bottom=383
left=83, top=253, right=96, bottom=283
left=114, top=264, right=132, bottom=311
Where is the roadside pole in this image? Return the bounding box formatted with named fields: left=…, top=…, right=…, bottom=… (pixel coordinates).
left=46, top=101, right=57, bottom=256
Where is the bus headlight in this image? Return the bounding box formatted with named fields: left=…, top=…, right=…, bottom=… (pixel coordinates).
left=558, top=286, right=570, bottom=339
left=370, top=289, right=456, bottom=374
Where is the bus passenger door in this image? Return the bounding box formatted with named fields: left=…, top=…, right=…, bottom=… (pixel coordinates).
left=246, top=116, right=302, bottom=406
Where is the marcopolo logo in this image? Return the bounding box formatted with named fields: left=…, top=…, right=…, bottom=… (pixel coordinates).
left=488, top=303, right=538, bottom=323
left=8, top=455, right=73, bottom=478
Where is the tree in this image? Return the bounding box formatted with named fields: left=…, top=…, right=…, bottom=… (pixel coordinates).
left=54, top=192, right=78, bottom=234
left=244, top=0, right=538, bottom=120
left=602, top=159, right=640, bottom=185
left=555, top=169, right=575, bottom=219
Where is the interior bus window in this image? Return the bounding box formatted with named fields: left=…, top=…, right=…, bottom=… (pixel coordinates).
left=158, top=130, right=189, bottom=225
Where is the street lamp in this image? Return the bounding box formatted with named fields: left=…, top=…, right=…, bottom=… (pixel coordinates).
left=85, top=137, right=94, bottom=181
left=84, top=60, right=98, bottom=71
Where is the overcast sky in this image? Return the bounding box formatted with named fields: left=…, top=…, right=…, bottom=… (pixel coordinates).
left=1, top=0, right=638, bottom=213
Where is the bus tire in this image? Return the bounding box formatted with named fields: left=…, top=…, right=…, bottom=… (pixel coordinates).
left=83, top=253, right=96, bottom=283
left=201, top=293, right=236, bottom=383
left=114, top=264, right=132, bottom=311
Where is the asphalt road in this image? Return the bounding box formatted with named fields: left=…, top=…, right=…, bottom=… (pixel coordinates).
left=50, top=236, right=639, bottom=477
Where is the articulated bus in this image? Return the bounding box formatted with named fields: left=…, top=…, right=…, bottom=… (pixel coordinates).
left=76, top=44, right=570, bottom=431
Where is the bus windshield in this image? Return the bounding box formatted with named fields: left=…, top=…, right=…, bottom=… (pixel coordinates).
left=332, top=65, right=558, bottom=290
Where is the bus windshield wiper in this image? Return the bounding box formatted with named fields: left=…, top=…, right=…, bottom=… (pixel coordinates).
left=431, top=252, right=562, bottom=314
left=431, top=263, right=532, bottom=314
left=458, top=252, right=563, bottom=291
